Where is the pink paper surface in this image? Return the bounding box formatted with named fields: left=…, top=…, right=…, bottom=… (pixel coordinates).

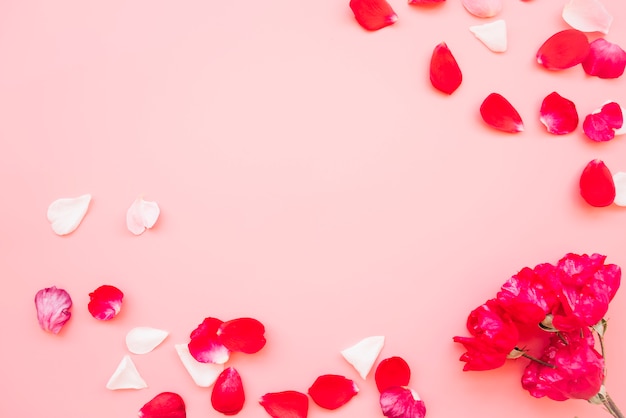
left=1, top=1, right=626, bottom=417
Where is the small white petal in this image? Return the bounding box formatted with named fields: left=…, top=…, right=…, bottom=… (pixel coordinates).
left=126, top=327, right=169, bottom=354
left=462, top=0, right=502, bottom=18
left=469, top=20, right=507, bottom=52
left=175, top=344, right=224, bottom=387
left=562, top=0, right=612, bottom=34
left=106, top=355, right=148, bottom=390
left=613, top=172, right=626, bottom=206
left=340, top=336, right=385, bottom=380
left=47, top=194, right=91, bottom=235
left=127, top=197, right=160, bottom=235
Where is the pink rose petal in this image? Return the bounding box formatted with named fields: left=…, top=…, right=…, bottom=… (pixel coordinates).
left=189, top=317, right=231, bottom=364
left=430, top=42, right=463, bottom=95
left=583, top=102, right=623, bottom=141
left=539, top=92, right=579, bottom=135
left=211, top=367, right=245, bottom=415
left=480, top=93, right=524, bottom=133
left=461, top=0, right=502, bottom=18
left=579, top=159, right=615, bottom=207
left=139, top=392, right=186, bottom=418
left=349, top=0, right=398, bottom=31
left=127, top=196, right=160, bottom=235
left=88, top=285, right=124, bottom=320
left=375, top=356, right=411, bottom=393
left=380, top=386, right=426, bottom=418
left=562, top=0, right=612, bottom=35
left=34, top=286, right=72, bottom=334
left=582, top=38, right=626, bottom=79
left=308, top=374, right=359, bottom=410
left=537, top=29, right=590, bottom=70
left=218, top=317, right=267, bottom=354
left=259, top=391, right=309, bottom=418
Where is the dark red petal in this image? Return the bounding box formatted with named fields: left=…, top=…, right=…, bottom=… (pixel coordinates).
left=480, top=93, right=524, bottom=133
left=582, top=38, right=626, bottom=79
left=429, top=42, right=462, bottom=95
left=259, top=391, right=309, bottom=418
left=539, top=92, right=579, bottom=135
left=600, top=102, right=624, bottom=129
left=211, top=367, right=245, bottom=415
left=308, top=374, right=358, bottom=410
left=349, top=0, right=398, bottom=31
left=189, top=317, right=230, bottom=363
left=218, top=317, right=266, bottom=354
left=380, top=387, right=426, bottom=418
left=375, top=356, right=411, bottom=393
left=580, top=159, right=615, bottom=207
left=536, top=29, right=590, bottom=70
left=87, top=285, right=123, bottom=320
left=139, top=392, right=186, bottom=418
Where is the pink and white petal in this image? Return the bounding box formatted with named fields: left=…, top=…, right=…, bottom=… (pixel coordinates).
left=88, top=285, right=124, bottom=320
left=218, top=317, right=267, bottom=354
left=539, top=92, right=579, bottom=135
left=139, top=392, right=186, bottom=418
left=380, top=387, right=426, bottom=418
left=127, top=197, right=160, bottom=235
left=34, top=286, right=72, bottom=334
left=106, top=355, right=148, bottom=390
left=47, top=194, right=91, bottom=236
left=340, top=336, right=385, bottom=379
left=583, top=38, right=626, bottom=79
left=188, top=335, right=230, bottom=364
left=175, top=344, right=224, bottom=387
left=461, top=0, right=502, bottom=18
left=469, top=20, right=507, bottom=53
left=308, top=375, right=359, bottom=410
left=126, top=327, right=169, bottom=354
left=562, top=0, right=612, bottom=35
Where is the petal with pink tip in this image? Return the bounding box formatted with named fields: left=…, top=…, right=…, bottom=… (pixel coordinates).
left=380, top=386, right=426, bottom=418
left=211, top=367, right=245, bottom=415
left=189, top=317, right=231, bottom=364
left=582, top=38, right=626, bottom=79
left=375, top=356, right=411, bottom=393
left=539, top=92, right=579, bottom=135
left=259, top=391, right=309, bottom=418
left=218, top=317, right=267, bottom=354
left=349, top=0, right=398, bottom=31
left=536, top=29, right=590, bottom=70
left=341, top=336, right=385, bottom=379
left=579, top=159, right=615, bottom=207
left=34, top=286, right=72, bottom=334
left=175, top=344, right=224, bottom=387
left=480, top=93, right=524, bottom=133
left=126, top=327, right=169, bottom=354
left=461, top=0, right=502, bottom=18
left=127, top=197, right=160, bottom=235
left=139, top=392, right=186, bottom=418
left=562, top=0, right=612, bottom=35
left=88, top=285, right=124, bottom=320
left=308, top=375, right=359, bottom=410
left=429, top=42, right=462, bottom=95
left=469, top=20, right=507, bottom=53
left=106, top=355, right=148, bottom=390
left=47, top=194, right=91, bottom=236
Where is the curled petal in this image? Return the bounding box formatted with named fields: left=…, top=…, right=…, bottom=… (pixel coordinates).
left=47, top=194, right=91, bottom=236
left=211, top=367, right=245, bottom=415
left=613, top=172, right=626, bottom=206
left=340, top=335, right=385, bottom=379
left=429, top=42, right=462, bottom=95
left=126, top=327, right=169, bottom=354
left=380, top=386, right=426, bottom=418
left=469, top=20, right=507, bottom=53
left=461, top=0, right=502, bottom=18
left=562, top=0, right=612, bottom=35
left=259, top=391, right=309, bottom=418
left=582, top=38, right=626, bottom=79
left=537, top=29, right=590, bottom=70
left=127, top=197, right=160, bottom=235
left=189, top=317, right=230, bottom=364
left=308, top=375, right=358, bottom=410
left=218, top=317, right=266, bottom=354
left=480, top=93, right=524, bottom=133
left=139, top=392, right=186, bottom=418
left=579, top=159, right=615, bottom=207
left=106, top=355, right=148, bottom=390
left=88, top=285, right=124, bottom=320
left=375, top=356, right=411, bottom=393
left=349, top=0, right=398, bottom=31
left=35, top=286, right=72, bottom=334
left=539, top=92, right=579, bottom=134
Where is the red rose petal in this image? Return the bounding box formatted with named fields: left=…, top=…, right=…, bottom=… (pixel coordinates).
left=375, top=356, right=411, bottom=393
left=429, top=42, right=462, bottom=95
left=582, top=38, right=626, bottom=79
left=380, top=386, right=426, bottom=418
left=218, top=317, right=266, bottom=354
left=139, top=392, right=186, bottom=418
left=349, top=0, right=398, bottom=31
left=539, top=92, right=579, bottom=135
left=583, top=102, right=623, bottom=142
left=87, top=285, right=123, bottom=320
left=579, top=159, right=615, bottom=207
left=600, top=102, right=624, bottom=129
left=259, top=391, right=309, bottom=418
left=480, top=93, right=524, bottom=133
left=211, top=367, right=245, bottom=415
left=308, top=374, right=358, bottom=410
left=189, top=317, right=231, bottom=364
left=536, top=29, right=590, bottom=70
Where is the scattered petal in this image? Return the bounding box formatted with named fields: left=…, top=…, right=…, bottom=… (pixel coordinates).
left=127, top=197, right=160, bottom=235
left=480, top=93, right=524, bottom=133
left=537, top=29, right=590, bottom=70
left=88, top=285, right=124, bottom=320
left=47, top=194, right=91, bottom=236
left=189, top=317, right=231, bottom=364
left=409, top=0, right=445, bottom=5
left=584, top=102, right=623, bottom=141
left=579, top=159, right=615, bottom=207
left=539, top=92, right=579, bottom=134
left=562, top=0, right=612, bottom=35
left=461, top=0, right=502, bottom=18
left=341, top=335, right=385, bottom=379
left=612, top=172, right=626, bottom=206
left=126, top=327, right=169, bottom=354
left=106, top=355, right=148, bottom=390
left=175, top=344, right=224, bottom=387
left=429, top=42, right=462, bottom=95
left=211, top=367, right=245, bottom=415
left=375, top=356, right=411, bottom=393
left=259, top=391, right=309, bottom=418
left=582, top=38, right=626, bottom=78
left=34, top=286, right=72, bottom=334
left=218, top=317, right=267, bottom=354
left=380, top=386, right=426, bottom=418
left=139, top=392, right=186, bottom=418
left=469, top=20, right=507, bottom=53
left=349, top=0, right=398, bottom=31
left=308, top=374, right=358, bottom=410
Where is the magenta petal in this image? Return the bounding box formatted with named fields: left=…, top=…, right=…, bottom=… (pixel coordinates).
left=540, top=92, right=579, bottom=134
left=600, top=102, right=624, bottom=129
left=583, top=38, right=626, bottom=79
left=88, top=285, right=123, bottom=320
left=380, top=387, right=426, bottom=418
left=583, top=102, right=623, bottom=142
left=35, top=286, right=72, bottom=334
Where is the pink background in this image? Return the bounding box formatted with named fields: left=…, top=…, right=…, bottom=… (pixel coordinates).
left=1, top=0, right=626, bottom=417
